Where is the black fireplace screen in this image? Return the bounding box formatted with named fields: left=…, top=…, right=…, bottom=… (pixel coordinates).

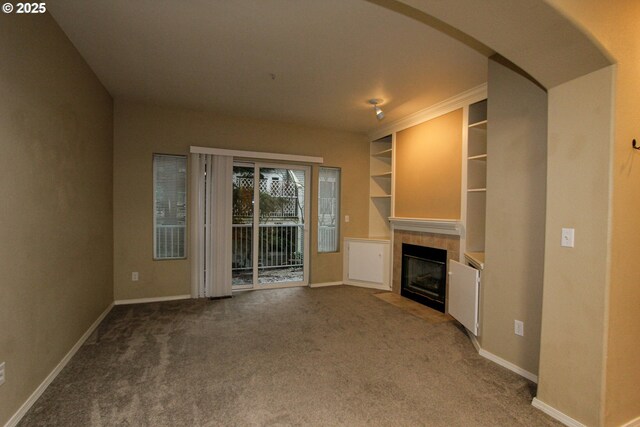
left=401, top=244, right=447, bottom=312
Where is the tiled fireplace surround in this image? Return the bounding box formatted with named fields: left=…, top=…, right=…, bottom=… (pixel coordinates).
left=391, top=223, right=461, bottom=313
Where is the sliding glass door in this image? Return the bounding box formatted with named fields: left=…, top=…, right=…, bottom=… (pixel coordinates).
left=232, top=162, right=309, bottom=289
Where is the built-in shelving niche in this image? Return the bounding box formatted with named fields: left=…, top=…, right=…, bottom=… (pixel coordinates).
left=369, top=135, right=393, bottom=238
left=466, top=100, right=487, bottom=254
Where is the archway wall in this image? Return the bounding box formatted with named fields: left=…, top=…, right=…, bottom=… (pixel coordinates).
left=481, top=56, right=549, bottom=379
left=539, top=65, right=614, bottom=427
left=394, top=0, right=612, bottom=88
left=544, top=2, right=640, bottom=426
left=387, top=1, right=638, bottom=426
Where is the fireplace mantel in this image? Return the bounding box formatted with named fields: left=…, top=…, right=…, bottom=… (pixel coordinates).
left=389, top=217, right=463, bottom=236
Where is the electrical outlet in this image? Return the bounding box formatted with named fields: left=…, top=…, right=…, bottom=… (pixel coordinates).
left=132, top=272, right=139, bottom=281
left=514, top=320, right=524, bottom=336
left=0, top=362, right=5, bottom=386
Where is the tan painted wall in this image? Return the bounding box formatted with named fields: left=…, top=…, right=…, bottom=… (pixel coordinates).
left=481, top=58, right=548, bottom=375
left=537, top=66, right=614, bottom=427
left=542, top=2, right=640, bottom=425
left=394, top=109, right=462, bottom=219
left=0, top=14, right=113, bottom=425
left=113, top=101, right=369, bottom=300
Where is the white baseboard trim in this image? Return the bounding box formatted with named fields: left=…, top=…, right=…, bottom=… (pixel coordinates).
left=466, top=329, right=481, bottom=353
left=622, top=416, right=640, bottom=427
left=531, top=398, right=587, bottom=427
left=462, top=328, right=538, bottom=383
left=4, top=303, right=114, bottom=427
left=478, top=347, right=538, bottom=383
left=113, top=294, right=191, bottom=305
left=308, top=281, right=343, bottom=288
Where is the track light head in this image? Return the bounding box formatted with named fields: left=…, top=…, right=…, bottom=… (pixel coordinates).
left=367, top=99, right=385, bottom=121
left=374, top=105, right=384, bottom=120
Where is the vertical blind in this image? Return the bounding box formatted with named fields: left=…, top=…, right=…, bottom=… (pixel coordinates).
left=190, top=154, right=233, bottom=298
left=153, top=154, right=187, bottom=259
left=318, top=167, right=340, bottom=253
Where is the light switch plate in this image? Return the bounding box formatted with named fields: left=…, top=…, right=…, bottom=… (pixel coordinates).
left=345, top=215, right=350, bottom=223
left=514, top=320, right=524, bottom=337
left=561, top=228, right=575, bottom=248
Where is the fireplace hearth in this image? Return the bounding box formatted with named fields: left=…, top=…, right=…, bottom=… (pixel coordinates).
left=401, top=243, right=447, bottom=313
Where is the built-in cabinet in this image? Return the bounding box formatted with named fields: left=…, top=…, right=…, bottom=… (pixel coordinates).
left=448, top=99, right=488, bottom=336
left=369, top=135, right=393, bottom=238
left=449, top=259, right=480, bottom=335
left=366, top=101, right=487, bottom=251
left=343, top=237, right=391, bottom=290
left=344, top=139, right=393, bottom=291
left=367, top=101, right=484, bottom=242
left=347, top=137, right=393, bottom=292
left=359, top=92, right=488, bottom=328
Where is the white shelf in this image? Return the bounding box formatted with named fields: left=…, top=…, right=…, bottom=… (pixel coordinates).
left=468, top=154, right=487, bottom=161
left=371, top=172, right=392, bottom=178
left=467, top=188, right=487, bottom=193
left=372, top=148, right=393, bottom=158
left=469, top=120, right=487, bottom=130
left=371, top=194, right=392, bottom=199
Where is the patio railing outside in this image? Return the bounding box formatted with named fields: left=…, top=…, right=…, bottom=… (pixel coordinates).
left=155, top=224, right=186, bottom=259
left=232, top=223, right=304, bottom=273
left=318, top=225, right=337, bottom=253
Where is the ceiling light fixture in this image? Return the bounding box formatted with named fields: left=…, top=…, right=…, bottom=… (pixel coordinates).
left=368, top=99, right=385, bottom=121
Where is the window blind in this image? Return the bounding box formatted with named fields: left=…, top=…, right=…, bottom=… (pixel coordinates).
left=153, top=154, right=187, bottom=259
left=318, top=167, right=340, bottom=253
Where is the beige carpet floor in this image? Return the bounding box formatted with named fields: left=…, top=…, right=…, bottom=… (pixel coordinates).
left=373, top=292, right=453, bottom=324
left=19, top=286, right=560, bottom=426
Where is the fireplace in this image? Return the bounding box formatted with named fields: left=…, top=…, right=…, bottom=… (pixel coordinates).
left=401, top=243, right=447, bottom=313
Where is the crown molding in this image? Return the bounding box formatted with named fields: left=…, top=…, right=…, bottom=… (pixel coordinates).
left=368, top=83, right=487, bottom=141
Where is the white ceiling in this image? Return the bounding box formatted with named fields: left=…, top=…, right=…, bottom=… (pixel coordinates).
left=49, top=0, right=489, bottom=134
